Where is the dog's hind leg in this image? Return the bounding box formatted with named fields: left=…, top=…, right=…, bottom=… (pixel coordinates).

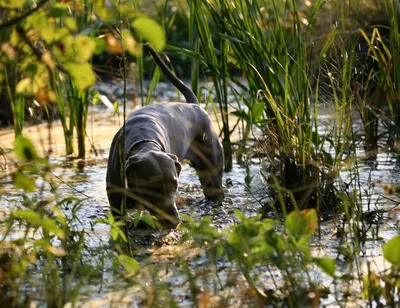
left=189, top=133, right=224, bottom=201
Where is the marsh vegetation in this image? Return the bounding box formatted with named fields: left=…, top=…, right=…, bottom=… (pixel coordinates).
left=0, top=0, right=400, bottom=307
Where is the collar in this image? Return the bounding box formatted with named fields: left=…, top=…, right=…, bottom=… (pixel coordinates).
left=128, top=139, right=165, bottom=154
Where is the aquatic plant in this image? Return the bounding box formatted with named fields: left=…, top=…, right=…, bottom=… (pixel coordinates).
left=1, top=0, right=400, bottom=307
left=0, top=135, right=109, bottom=306
left=186, top=0, right=341, bottom=211
left=0, top=0, right=165, bottom=158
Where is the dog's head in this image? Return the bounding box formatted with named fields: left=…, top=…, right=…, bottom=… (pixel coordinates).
left=125, top=151, right=182, bottom=228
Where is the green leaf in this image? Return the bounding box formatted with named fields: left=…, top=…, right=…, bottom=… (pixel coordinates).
left=231, top=109, right=250, bottom=122
left=285, top=209, right=318, bottom=240
left=132, top=17, right=166, bottom=51
left=12, top=209, right=41, bottom=224
left=14, top=135, right=39, bottom=162
left=251, top=102, right=265, bottom=122
left=313, top=257, right=336, bottom=277
left=93, top=0, right=113, bottom=21
left=116, top=228, right=127, bottom=242
left=121, top=29, right=140, bottom=56
left=94, top=38, right=106, bottom=55
left=75, top=36, right=96, bottom=62
left=64, top=17, right=77, bottom=32
left=16, top=78, right=36, bottom=96
left=49, top=4, right=69, bottom=18
left=322, top=150, right=334, bottom=167
left=92, top=91, right=100, bottom=105
left=233, top=209, right=245, bottom=222
left=140, top=215, right=156, bottom=229
left=39, top=23, right=56, bottom=44
left=0, top=0, right=25, bottom=9
left=382, top=235, right=400, bottom=267
left=13, top=173, right=36, bottom=192
left=111, top=228, right=118, bottom=241
left=113, top=101, right=119, bottom=113
left=117, top=255, right=140, bottom=275
left=41, top=218, right=65, bottom=239
left=65, top=63, right=96, bottom=92
left=106, top=213, right=114, bottom=224
left=361, top=272, right=382, bottom=300
left=179, top=213, right=195, bottom=225
left=133, top=211, right=141, bottom=228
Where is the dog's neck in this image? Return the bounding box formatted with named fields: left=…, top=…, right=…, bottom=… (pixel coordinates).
left=128, top=139, right=165, bottom=155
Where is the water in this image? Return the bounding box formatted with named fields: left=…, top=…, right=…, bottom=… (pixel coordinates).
left=0, top=80, right=399, bottom=305
left=1, top=151, right=399, bottom=306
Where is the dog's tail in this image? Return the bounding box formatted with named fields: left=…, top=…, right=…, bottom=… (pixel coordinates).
left=144, top=43, right=199, bottom=105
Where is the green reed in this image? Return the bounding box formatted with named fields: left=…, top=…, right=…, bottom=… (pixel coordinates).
left=194, top=0, right=341, bottom=209
left=187, top=0, right=233, bottom=171
left=4, top=67, right=24, bottom=136
left=384, top=0, right=400, bottom=145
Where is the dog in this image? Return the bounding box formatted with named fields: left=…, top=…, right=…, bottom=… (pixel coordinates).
left=106, top=43, right=224, bottom=227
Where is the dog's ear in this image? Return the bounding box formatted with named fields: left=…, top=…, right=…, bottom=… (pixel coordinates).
left=125, top=155, right=140, bottom=173
left=167, top=153, right=182, bottom=176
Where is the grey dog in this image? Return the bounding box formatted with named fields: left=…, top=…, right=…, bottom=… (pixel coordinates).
left=106, top=44, right=224, bottom=227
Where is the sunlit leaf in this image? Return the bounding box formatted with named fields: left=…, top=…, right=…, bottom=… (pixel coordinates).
left=113, top=101, right=119, bottom=113
left=285, top=209, right=318, bottom=240
left=14, top=135, right=39, bottom=161
left=65, top=63, right=96, bottom=92
left=34, top=239, right=66, bottom=257
left=10, top=28, right=19, bottom=46
left=75, top=36, right=96, bottom=62
left=104, top=33, right=123, bottom=54
left=39, top=22, right=56, bottom=44
left=106, top=213, right=114, bottom=224
left=46, top=245, right=67, bottom=257
left=121, top=29, right=139, bottom=56
left=313, top=257, right=336, bottom=277
left=93, top=0, right=113, bottom=21
left=13, top=173, right=36, bottom=192
left=16, top=78, right=36, bottom=96
left=118, top=229, right=127, bottom=242
left=64, top=17, right=77, bottom=32
left=12, top=209, right=41, bottom=224
left=382, top=235, right=400, bottom=267
left=132, top=16, right=165, bottom=51
left=111, top=228, right=118, bottom=240
left=0, top=0, right=25, bottom=8
left=41, top=218, right=65, bottom=239
left=117, top=255, right=140, bottom=275
left=303, top=209, right=318, bottom=233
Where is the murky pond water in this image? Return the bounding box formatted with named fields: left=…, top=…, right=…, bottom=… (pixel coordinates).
left=1, top=149, right=399, bottom=306
left=0, top=81, right=399, bottom=306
